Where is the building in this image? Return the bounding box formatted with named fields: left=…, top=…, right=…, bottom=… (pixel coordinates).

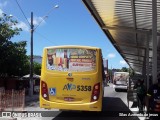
left=33, top=55, right=42, bottom=64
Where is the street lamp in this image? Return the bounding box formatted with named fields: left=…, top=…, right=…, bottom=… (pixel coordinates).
left=34, top=5, right=59, bottom=31
left=29, top=5, right=59, bottom=97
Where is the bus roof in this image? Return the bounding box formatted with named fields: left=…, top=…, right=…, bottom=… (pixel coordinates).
left=44, top=45, right=101, bottom=50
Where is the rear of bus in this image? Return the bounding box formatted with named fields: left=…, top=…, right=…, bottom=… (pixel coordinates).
left=113, top=72, right=129, bottom=91
left=40, top=46, right=104, bottom=111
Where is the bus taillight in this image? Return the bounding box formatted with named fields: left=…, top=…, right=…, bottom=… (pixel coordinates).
left=41, top=81, right=49, bottom=100
left=91, top=82, right=100, bottom=102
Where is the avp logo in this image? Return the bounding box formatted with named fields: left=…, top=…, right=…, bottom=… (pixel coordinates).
left=63, top=83, right=76, bottom=91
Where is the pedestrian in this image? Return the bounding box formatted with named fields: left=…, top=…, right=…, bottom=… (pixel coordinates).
left=134, top=79, right=146, bottom=113
left=146, top=72, right=160, bottom=120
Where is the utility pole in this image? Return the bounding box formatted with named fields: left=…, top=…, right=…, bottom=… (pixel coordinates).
left=29, top=12, right=34, bottom=97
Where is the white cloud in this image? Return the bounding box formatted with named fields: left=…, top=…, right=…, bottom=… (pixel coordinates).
left=13, top=21, right=29, bottom=32
left=0, top=9, right=3, bottom=16
left=0, top=1, right=8, bottom=8
left=28, top=16, right=46, bottom=27
left=107, top=53, right=116, bottom=58
left=12, top=16, right=46, bottom=32
left=120, top=60, right=127, bottom=65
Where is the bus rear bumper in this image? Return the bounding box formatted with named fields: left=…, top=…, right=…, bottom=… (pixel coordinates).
left=113, top=84, right=127, bottom=90
left=40, top=98, right=102, bottom=111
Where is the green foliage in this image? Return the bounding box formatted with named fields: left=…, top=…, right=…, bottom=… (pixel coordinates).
left=121, top=67, right=129, bottom=72
left=129, top=68, right=135, bottom=76
left=0, top=13, right=28, bottom=76
left=108, top=67, right=129, bottom=74
left=33, top=62, right=41, bottom=75
left=0, top=13, right=22, bottom=40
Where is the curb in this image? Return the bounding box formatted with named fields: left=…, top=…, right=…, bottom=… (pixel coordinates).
left=0, top=118, right=17, bottom=120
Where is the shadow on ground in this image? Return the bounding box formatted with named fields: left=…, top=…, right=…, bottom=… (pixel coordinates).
left=115, top=89, right=128, bottom=92
left=52, top=97, right=140, bottom=120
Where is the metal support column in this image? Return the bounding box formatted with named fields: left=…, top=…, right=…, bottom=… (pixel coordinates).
left=152, top=0, right=157, bottom=84
left=143, top=56, right=146, bottom=86
left=146, top=34, right=150, bottom=89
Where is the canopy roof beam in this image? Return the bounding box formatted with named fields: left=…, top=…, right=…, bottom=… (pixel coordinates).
left=122, top=52, right=152, bottom=58
left=102, top=26, right=160, bottom=36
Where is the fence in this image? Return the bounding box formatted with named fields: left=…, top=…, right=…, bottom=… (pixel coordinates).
left=0, top=89, right=25, bottom=111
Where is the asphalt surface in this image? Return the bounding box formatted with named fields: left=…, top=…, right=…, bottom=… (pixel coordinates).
left=1, top=83, right=146, bottom=120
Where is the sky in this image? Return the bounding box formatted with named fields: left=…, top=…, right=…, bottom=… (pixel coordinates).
left=0, top=0, right=128, bottom=69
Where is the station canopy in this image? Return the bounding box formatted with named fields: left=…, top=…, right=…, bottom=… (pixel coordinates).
left=82, top=0, right=160, bottom=74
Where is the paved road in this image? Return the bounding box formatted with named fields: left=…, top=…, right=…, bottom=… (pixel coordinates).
left=1, top=83, right=144, bottom=120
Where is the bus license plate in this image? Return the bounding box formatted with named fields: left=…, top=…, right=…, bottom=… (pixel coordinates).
left=64, top=97, right=74, bottom=101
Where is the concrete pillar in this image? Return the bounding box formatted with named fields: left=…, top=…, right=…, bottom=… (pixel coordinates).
left=152, top=0, right=157, bottom=84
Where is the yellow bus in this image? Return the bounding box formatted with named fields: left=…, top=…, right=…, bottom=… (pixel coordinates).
left=40, top=45, right=105, bottom=111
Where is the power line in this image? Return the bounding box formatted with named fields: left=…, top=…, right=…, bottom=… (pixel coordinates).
left=35, top=31, right=58, bottom=45
left=34, top=16, right=48, bottom=31
left=15, top=0, right=31, bottom=26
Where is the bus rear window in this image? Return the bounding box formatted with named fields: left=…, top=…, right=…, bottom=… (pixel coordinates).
left=46, top=48, right=96, bottom=72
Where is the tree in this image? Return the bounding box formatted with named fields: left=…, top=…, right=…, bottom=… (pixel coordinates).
left=121, top=67, right=129, bottom=72
left=129, top=68, right=135, bottom=76
left=0, top=13, right=28, bottom=76
left=33, top=62, right=41, bottom=75
left=0, top=13, right=21, bottom=40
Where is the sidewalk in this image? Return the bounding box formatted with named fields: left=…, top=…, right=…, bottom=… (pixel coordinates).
left=25, top=94, right=39, bottom=103
left=0, top=95, right=39, bottom=120
left=129, top=102, right=147, bottom=120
